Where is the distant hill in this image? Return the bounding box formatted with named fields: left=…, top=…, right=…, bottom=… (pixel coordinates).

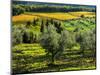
left=12, top=0, right=96, bottom=9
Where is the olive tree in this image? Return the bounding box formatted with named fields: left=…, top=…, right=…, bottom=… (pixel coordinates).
left=40, top=25, right=60, bottom=64
left=77, top=29, right=96, bottom=57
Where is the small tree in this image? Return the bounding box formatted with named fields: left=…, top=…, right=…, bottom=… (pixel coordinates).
left=32, top=19, right=37, bottom=26
left=26, top=21, right=31, bottom=27
left=40, top=20, right=45, bottom=32
left=46, top=19, right=49, bottom=27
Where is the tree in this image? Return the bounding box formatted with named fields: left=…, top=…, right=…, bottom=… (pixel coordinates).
left=32, top=19, right=37, bottom=26
left=77, top=30, right=96, bottom=57
left=23, top=30, right=31, bottom=43
left=76, top=31, right=88, bottom=57
left=40, top=20, right=45, bottom=32
left=40, top=25, right=60, bottom=64
left=59, top=30, right=76, bottom=51
left=23, top=29, right=40, bottom=43
left=46, top=19, right=49, bottom=27
left=26, top=21, right=31, bottom=27
left=12, top=26, right=24, bottom=45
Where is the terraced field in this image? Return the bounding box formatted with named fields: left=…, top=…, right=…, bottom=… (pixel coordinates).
left=63, top=17, right=96, bottom=31
left=12, top=44, right=96, bottom=74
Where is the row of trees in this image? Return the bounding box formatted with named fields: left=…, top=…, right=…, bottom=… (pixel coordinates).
left=25, top=18, right=63, bottom=33
left=40, top=19, right=63, bottom=33
left=12, top=4, right=96, bottom=16
left=12, top=5, right=25, bottom=16
left=12, top=25, right=40, bottom=45
left=12, top=18, right=63, bottom=45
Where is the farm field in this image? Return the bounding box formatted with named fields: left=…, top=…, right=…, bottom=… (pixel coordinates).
left=63, top=17, right=96, bottom=31
left=13, top=11, right=95, bottom=22
left=12, top=14, right=39, bottom=23
left=12, top=1, right=96, bottom=74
